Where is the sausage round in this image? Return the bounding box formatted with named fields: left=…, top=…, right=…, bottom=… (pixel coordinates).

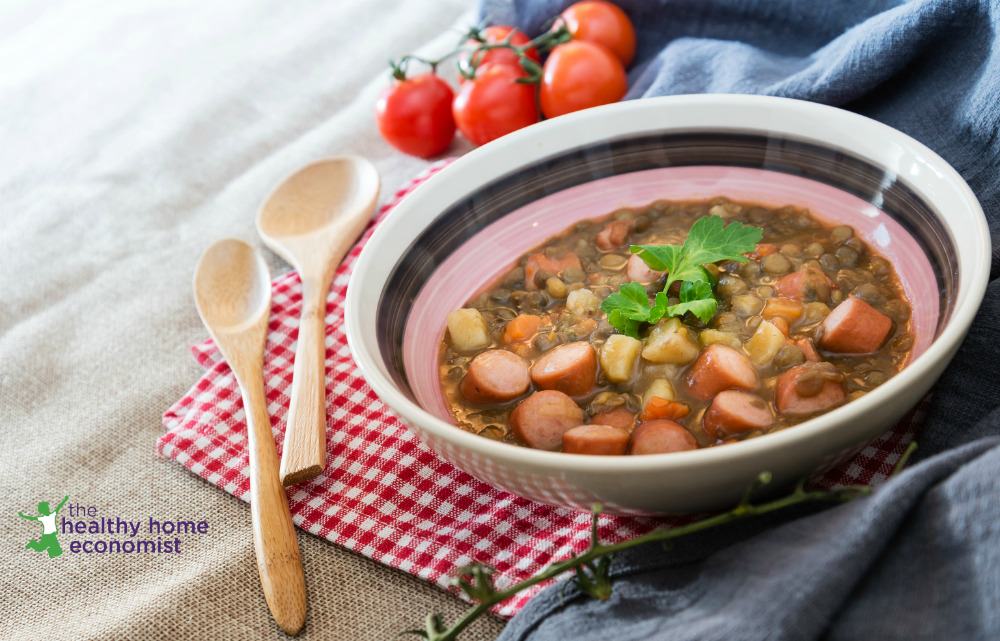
left=595, top=220, right=631, bottom=250
left=510, top=390, right=585, bottom=451
left=530, top=341, right=597, bottom=396
left=629, top=419, right=698, bottom=455
left=626, top=254, right=663, bottom=283
left=774, top=266, right=834, bottom=302
left=819, top=296, right=893, bottom=354
left=562, top=424, right=630, bottom=455
left=775, top=365, right=847, bottom=416
left=460, top=349, right=531, bottom=404
left=703, top=391, right=774, bottom=439
left=685, top=344, right=759, bottom=401
left=590, top=406, right=636, bottom=432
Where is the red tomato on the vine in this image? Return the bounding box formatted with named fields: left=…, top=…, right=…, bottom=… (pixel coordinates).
left=540, top=41, right=627, bottom=118
left=453, top=64, right=540, bottom=146
left=376, top=73, right=455, bottom=158
left=463, top=25, right=540, bottom=71
left=558, top=1, right=636, bottom=66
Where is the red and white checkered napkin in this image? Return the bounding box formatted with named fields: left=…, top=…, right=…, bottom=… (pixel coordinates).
left=159, top=161, right=917, bottom=617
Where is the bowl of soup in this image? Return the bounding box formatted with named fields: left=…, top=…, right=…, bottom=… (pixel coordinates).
left=345, top=94, right=989, bottom=514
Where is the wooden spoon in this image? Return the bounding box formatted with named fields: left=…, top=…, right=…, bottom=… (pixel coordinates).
left=257, top=156, right=379, bottom=486
left=193, top=239, right=307, bottom=635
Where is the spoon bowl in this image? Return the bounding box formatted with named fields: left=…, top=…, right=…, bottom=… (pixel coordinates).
left=258, top=156, right=380, bottom=268
left=256, top=155, right=380, bottom=486
left=194, top=239, right=271, bottom=334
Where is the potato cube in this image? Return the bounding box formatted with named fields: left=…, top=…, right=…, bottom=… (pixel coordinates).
left=745, top=319, right=785, bottom=366
left=699, top=329, right=742, bottom=350
left=642, top=378, right=676, bottom=408
left=446, top=308, right=491, bottom=352
left=566, top=288, right=601, bottom=316
left=641, top=318, right=700, bottom=364
left=600, top=334, right=641, bottom=383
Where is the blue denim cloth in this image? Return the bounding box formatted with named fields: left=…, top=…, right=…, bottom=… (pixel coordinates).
left=477, top=1, right=1000, bottom=638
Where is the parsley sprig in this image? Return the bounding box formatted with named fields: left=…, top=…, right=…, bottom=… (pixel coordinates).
left=601, top=215, right=763, bottom=337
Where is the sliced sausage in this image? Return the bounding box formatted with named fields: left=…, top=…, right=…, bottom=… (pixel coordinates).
left=629, top=419, right=698, bottom=455
left=510, top=390, right=585, bottom=451
left=626, top=254, right=664, bottom=283
left=685, top=344, right=759, bottom=401
left=774, top=266, right=834, bottom=302
left=703, top=391, right=774, bottom=439
left=460, top=349, right=531, bottom=404
left=530, top=341, right=597, bottom=396
left=595, top=220, right=631, bottom=250
left=590, top=407, right=636, bottom=432
left=775, top=364, right=847, bottom=417
left=796, top=338, right=820, bottom=362
left=818, top=296, right=893, bottom=353
left=563, top=424, right=630, bottom=455
left=524, top=252, right=583, bottom=290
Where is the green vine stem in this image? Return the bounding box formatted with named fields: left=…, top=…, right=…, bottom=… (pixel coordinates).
left=389, top=24, right=571, bottom=83
left=404, top=441, right=919, bottom=641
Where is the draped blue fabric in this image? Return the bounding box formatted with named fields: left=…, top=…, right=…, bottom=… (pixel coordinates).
left=477, top=2, right=1000, bottom=638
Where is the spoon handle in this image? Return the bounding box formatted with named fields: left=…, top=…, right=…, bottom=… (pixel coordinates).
left=279, top=276, right=330, bottom=486
left=241, top=374, right=308, bottom=635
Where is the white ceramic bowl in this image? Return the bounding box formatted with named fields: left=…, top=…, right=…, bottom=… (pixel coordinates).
left=345, top=94, right=989, bottom=514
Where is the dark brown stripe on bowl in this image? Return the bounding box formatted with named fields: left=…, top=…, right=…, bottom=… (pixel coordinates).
left=376, top=132, right=958, bottom=398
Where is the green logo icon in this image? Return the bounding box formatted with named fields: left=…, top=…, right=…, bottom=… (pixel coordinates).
left=19, top=495, right=68, bottom=558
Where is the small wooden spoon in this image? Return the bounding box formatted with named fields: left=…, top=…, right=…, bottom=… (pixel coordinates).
left=194, top=239, right=307, bottom=635
left=257, top=156, right=379, bottom=486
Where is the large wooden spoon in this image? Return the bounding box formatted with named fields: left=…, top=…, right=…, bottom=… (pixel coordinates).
left=257, top=156, right=379, bottom=486
left=193, top=239, right=307, bottom=635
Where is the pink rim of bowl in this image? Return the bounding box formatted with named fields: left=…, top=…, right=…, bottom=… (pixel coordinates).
left=404, top=165, right=938, bottom=422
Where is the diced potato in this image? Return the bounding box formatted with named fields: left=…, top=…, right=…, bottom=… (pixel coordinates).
left=641, top=318, right=700, bottom=364
left=745, top=319, right=785, bottom=366
left=446, top=308, right=491, bottom=352
left=566, top=288, right=601, bottom=316
left=642, top=378, right=675, bottom=408
left=600, top=335, right=641, bottom=383
left=699, top=329, right=742, bottom=350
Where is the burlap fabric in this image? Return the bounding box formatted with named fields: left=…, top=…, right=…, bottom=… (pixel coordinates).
left=0, top=2, right=500, bottom=639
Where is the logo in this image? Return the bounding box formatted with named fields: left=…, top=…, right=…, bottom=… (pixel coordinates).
left=17, top=496, right=211, bottom=557
left=18, top=495, right=69, bottom=558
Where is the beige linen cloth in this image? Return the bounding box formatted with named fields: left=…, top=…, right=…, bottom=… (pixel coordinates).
left=0, top=1, right=501, bottom=639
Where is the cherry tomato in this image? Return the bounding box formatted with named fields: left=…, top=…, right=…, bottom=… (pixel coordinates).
left=376, top=73, right=455, bottom=158
left=463, top=25, right=540, bottom=71
left=540, top=41, right=627, bottom=118
left=453, top=64, right=540, bottom=147
left=559, top=1, right=636, bottom=66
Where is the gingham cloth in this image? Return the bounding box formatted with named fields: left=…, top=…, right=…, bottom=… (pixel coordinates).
left=159, top=161, right=917, bottom=617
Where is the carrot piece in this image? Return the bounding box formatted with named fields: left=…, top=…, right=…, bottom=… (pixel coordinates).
left=754, top=243, right=778, bottom=258
left=762, top=297, right=804, bottom=324
left=503, top=314, right=543, bottom=344
left=770, top=317, right=790, bottom=336
left=641, top=396, right=690, bottom=421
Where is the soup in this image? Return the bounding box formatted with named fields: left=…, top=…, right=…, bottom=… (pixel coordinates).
left=438, top=197, right=913, bottom=455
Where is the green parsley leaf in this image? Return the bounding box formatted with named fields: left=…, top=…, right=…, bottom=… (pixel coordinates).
left=632, top=215, right=763, bottom=291
left=601, top=215, right=763, bottom=336
left=600, top=282, right=653, bottom=338
left=648, top=291, right=670, bottom=324
left=666, top=280, right=718, bottom=324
